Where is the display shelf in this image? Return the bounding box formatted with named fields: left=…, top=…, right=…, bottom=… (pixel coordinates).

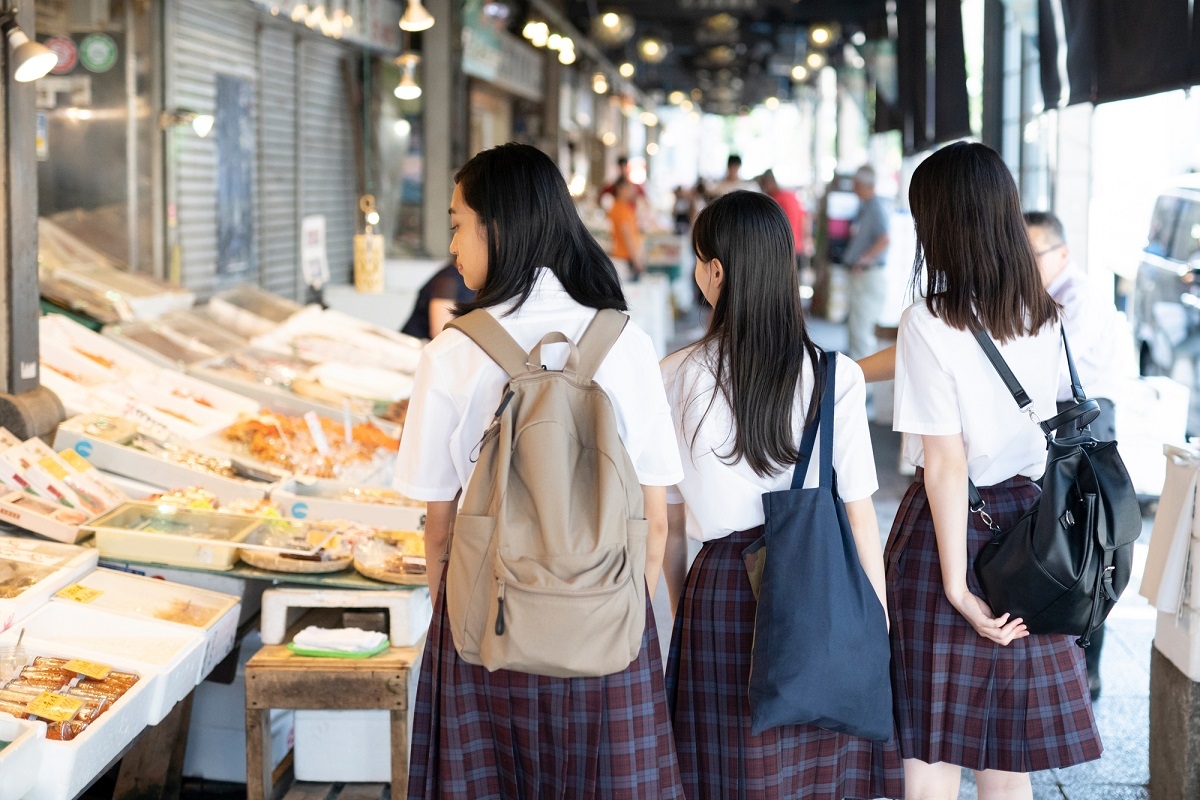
left=207, top=286, right=305, bottom=339
left=50, top=568, right=240, bottom=678
left=271, top=478, right=425, bottom=531
left=102, top=310, right=248, bottom=370
left=0, top=712, right=45, bottom=800
left=0, top=604, right=203, bottom=727
left=0, top=535, right=99, bottom=632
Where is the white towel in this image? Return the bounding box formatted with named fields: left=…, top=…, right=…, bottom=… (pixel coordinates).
left=292, top=626, right=388, bottom=654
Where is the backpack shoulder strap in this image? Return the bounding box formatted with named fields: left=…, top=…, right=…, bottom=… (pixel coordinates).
left=445, top=309, right=529, bottom=378
left=573, top=309, right=629, bottom=381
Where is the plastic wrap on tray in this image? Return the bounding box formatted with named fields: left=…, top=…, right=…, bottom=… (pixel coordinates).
left=0, top=655, right=140, bottom=741
left=216, top=413, right=398, bottom=482
left=102, top=310, right=247, bottom=368
left=353, top=532, right=427, bottom=585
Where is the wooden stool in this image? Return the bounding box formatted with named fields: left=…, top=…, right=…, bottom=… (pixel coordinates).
left=244, top=644, right=420, bottom=800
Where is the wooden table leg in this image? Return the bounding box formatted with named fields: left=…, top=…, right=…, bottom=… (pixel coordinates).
left=113, top=692, right=194, bottom=800
left=245, top=707, right=274, bottom=800
left=391, top=708, right=409, bottom=794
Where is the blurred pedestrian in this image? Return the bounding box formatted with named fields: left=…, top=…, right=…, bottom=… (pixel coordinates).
left=843, top=166, right=891, bottom=360
left=712, top=155, right=759, bottom=196
left=610, top=177, right=646, bottom=280
left=400, top=261, right=475, bottom=340
left=758, top=169, right=808, bottom=269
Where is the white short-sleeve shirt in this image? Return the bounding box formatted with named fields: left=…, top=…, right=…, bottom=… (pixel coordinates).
left=393, top=268, right=684, bottom=501
left=1047, top=263, right=1128, bottom=403
left=894, top=301, right=1061, bottom=486
left=661, top=345, right=878, bottom=542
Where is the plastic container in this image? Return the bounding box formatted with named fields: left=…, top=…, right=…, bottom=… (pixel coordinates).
left=0, top=535, right=99, bottom=632
left=0, top=713, right=46, bottom=800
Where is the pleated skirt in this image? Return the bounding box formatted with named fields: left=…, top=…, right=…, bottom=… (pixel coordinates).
left=406, top=578, right=685, bottom=800
left=666, top=526, right=905, bottom=799
left=885, top=472, right=1104, bottom=772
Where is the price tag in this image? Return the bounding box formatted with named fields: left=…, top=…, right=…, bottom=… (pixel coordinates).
left=64, top=659, right=112, bottom=680
left=56, top=583, right=103, bottom=604
left=27, top=692, right=83, bottom=723
left=303, top=411, right=331, bottom=456
left=59, top=450, right=92, bottom=473
left=36, top=456, right=70, bottom=480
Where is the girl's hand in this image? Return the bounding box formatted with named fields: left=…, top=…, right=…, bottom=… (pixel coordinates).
left=947, top=586, right=1029, bottom=645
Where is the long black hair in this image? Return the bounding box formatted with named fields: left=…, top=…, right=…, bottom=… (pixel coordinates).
left=453, top=143, right=626, bottom=314
left=687, top=190, right=822, bottom=477
left=909, top=141, right=1058, bottom=341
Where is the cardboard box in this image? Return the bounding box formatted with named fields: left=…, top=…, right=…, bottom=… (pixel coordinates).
left=0, top=491, right=90, bottom=544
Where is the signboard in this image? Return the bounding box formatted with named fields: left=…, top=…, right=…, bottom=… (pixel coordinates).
left=45, top=36, right=77, bottom=74
left=462, top=0, right=542, bottom=101
left=79, top=33, right=117, bottom=73
left=246, top=0, right=400, bottom=53
left=301, top=215, right=330, bottom=289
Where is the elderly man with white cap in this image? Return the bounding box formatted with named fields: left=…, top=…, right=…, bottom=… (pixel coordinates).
left=842, top=165, right=891, bottom=360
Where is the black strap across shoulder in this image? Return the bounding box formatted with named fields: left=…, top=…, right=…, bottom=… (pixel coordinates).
left=791, top=350, right=836, bottom=491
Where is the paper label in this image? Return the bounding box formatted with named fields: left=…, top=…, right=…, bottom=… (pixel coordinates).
left=304, top=411, right=331, bottom=456
left=0, top=543, right=61, bottom=566
left=64, top=659, right=112, bottom=680
left=27, top=692, right=83, bottom=723
left=56, top=583, right=103, bottom=604
left=36, top=456, right=70, bottom=481
left=59, top=450, right=92, bottom=473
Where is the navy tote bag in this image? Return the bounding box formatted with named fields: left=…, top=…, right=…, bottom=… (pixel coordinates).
left=741, top=351, right=893, bottom=739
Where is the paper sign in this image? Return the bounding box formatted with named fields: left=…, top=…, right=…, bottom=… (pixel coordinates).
left=59, top=450, right=92, bottom=473
left=64, top=659, right=112, bottom=680
left=56, top=583, right=103, bottom=604
left=27, top=692, right=83, bottom=723
left=304, top=411, right=331, bottom=457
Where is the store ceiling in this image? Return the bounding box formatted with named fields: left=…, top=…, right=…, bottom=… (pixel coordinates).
left=563, top=0, right=887, bottom=113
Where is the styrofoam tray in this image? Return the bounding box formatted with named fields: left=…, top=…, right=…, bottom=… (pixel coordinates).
left=40, top=315, right=161, bottom=380
left=0, top=603, right=205, bottom=726
left=0, top=535, right=98, bottom=633
left=0, top=713, right=46, bottom=800
left=48, top=568, right=240, bottom=679
left=271, top=479, right=425, bottom=531
left=5, top=644, right=157, bottom=800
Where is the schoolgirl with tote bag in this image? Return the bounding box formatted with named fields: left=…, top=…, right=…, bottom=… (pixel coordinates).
left=883, top=142, right=1102, bottom=800
left=661, top=190, right=902, bottom=800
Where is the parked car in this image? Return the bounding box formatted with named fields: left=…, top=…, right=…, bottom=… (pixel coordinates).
left=1131, top=182, right=1200, bottom=434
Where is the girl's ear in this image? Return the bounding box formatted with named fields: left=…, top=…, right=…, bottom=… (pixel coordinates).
left=709, top=257, right=725, bottom=296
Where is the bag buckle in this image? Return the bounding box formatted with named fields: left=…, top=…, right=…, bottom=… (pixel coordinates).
left=971, top=499, right=1001, bottom=533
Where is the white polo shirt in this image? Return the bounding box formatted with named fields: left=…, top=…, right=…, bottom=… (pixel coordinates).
left=393, top=268, right=684, bottom=501
left=661, top=345, right=878, bottom=542
left=894, top=301, right=1061, bottom=487
left=1046, top=262, right=1127, bottom=403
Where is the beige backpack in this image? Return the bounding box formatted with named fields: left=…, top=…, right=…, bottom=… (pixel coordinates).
left=443, top=308, right=647, bottom=678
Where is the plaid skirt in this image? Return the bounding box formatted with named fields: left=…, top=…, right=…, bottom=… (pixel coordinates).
left=885, top=471, right=1103, bottom=772
left=406, top=577, right=684, bottom=800
left=666, top=527, right=905, bottom=799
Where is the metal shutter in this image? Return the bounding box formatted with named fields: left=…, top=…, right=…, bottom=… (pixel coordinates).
left=169, top=0, right=258, bottom=299
left=257, top=24, right=300, bottom=300
left=298, top=38, right=357, bottom=289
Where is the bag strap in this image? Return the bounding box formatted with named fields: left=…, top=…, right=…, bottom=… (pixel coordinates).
left=573, top=309, right=629, bottom=381
left=445, top=309, right=530, bottom=378
left=790, top=350, right=836, bottom=491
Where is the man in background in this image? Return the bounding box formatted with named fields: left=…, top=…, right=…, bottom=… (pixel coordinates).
left=712, top=155, right=759, bottom=196
left=609, top=177, right=645, bottom=280
left=842, top=165, right=890, bottom=360
left=758, top=170, right=807, bottom=268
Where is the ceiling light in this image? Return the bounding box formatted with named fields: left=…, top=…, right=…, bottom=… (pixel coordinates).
left=646, top=142, right=659, bottom=155
left=558, top=48, right=576, bottom=65
left=764, top=96, right=780, bottom=110
left=522, top=21, right=536, bottom=39
left=668, top=90, right=685, bottom=104
left=602, top=12, right=619, bottom=29
left=851, top=31, right=867, bottom=46
left=690, top=88, right=703, bottom=101
left=619, top=62, right=634, bottom=78
left=680, top=99, right=693, bottom=112
left=601, top=131, right=617, bottom=146
left=399, top=0, right=435, bottom=32
left=638, top=37, right=668, bottom=64
left=160, top=109, right=215, bottom=138
left=1, top=11, right=57, bottom=83
left=810, top=26, right=832, bottom=46
left=393, top=119, right=412, bottom=137
left=704, top=13, right=738, bottom=34
left=641, top=111, right=658, bottom=126
left=548, top=33, right=562, bottom=50
left=806, top=52, right=825, bottom=70
left=529, top=21, right=549, bottom=48
left=394, top=53, right=422, bottom=100
left=791, top=65, right=809, bottom=81
left=593, top=73, right=608, bottom=94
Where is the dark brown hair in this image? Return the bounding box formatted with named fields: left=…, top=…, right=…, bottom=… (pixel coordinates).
left=909, top=141, right=1058, bottom=342
left=686, top=190, right=822, bottom=477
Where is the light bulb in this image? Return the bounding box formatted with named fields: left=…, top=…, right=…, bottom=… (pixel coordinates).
left=399, top=0, right=435, bottom=32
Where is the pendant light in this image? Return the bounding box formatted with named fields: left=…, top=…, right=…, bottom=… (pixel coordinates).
left=1, top=8, right=56, bottom=83
left=394, top=53, right=422, bottom=100
left=399, top=0, right=435, bottom=32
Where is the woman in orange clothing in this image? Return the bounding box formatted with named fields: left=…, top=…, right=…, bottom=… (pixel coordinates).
left=609, top=177, right=646, bottom=280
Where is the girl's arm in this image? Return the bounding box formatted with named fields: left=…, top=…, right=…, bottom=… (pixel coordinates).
left=856, top=345, right=896, bottom=383
left=843, top=497, right=888, bottom=629
left=643, top=486, right=668, bottom=598
left=664, top=502, right=689, bottom=614
left=921, top=432, right=1028, bottom=646
left=423, top=499, right=458, bottom=594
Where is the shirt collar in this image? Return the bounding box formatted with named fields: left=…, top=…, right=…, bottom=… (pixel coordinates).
left=492, top=267, right=571, bottom=317
left=1045, top=261, right=1080, bottom=297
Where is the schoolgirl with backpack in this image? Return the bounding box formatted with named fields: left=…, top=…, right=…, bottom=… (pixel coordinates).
left=660, top=190, right=903, bottom=800
left=393, top=143, right=686, bottom=799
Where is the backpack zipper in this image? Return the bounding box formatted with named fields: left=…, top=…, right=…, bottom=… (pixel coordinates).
left=495, top=581, right=506, bottom=636
left=470, top=389, right=515, bottom=463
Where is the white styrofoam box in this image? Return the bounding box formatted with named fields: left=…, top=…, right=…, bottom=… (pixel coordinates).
left=40, top=314, right=162, bottom=381
left=270, top=478, right=425, bottom=531
left=54, top=417, right=278, bottom=506
left=15, top=645, right=157, bottom=800
left=260, top=586, right=432, bottom=647
left=0, top=535, right=98, bottom=633
left=97, top=470, right=168, bottom=500
left=99, top=560, right=267, bottom=627
left=1117, top=375, right=1190, bottom=497
left=49, top=568, right=240, bottom=679
left=184, top=630, right=294, bottom=783
left=0, top=603, right=205, bottom=726
left=1156, top=606, right=1200, bottom=682
left=292, top=644, right=421, bottom=783
left=0, top=713, right=46, bottom=800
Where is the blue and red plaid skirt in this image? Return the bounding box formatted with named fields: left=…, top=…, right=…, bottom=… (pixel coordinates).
left=666, top=526, right=905, bottom=799
left=885, top=471, right=1103, bottom=772
left=406, top=578, right=684, bottom=800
